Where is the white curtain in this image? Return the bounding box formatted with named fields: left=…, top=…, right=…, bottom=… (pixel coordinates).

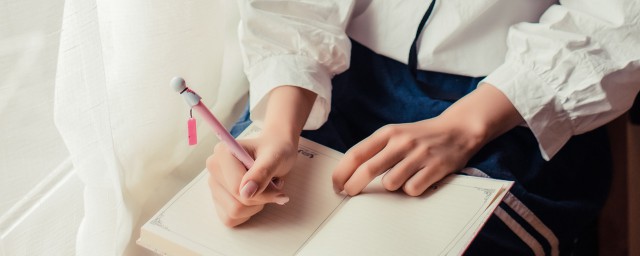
left=54, top=0, right=248, bottom=254
left=0, top=0, right=83, bottom=255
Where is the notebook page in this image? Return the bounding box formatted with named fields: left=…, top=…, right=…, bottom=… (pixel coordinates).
left=297, top=174, right=508, bottom=256
left=139, top=133, right=346, bottom=255
left=446, top=183, right=512, bottom=254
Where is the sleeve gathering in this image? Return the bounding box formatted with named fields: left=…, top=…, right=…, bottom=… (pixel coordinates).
left=483, top=1, right=640, bottom=160
left=238, top=0, right=355, bottom=130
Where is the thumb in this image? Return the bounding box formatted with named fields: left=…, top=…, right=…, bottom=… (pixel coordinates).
left=239, top=179, right=289, bottom=205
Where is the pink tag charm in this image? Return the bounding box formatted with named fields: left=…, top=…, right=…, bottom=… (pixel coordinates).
left=188, top=117, right=197, bottom=145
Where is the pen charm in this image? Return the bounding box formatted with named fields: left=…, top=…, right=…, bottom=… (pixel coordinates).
left=188, top=109, right=197, bottom=145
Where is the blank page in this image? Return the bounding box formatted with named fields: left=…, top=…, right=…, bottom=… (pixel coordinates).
left=297, top=175, right=509, bottom=256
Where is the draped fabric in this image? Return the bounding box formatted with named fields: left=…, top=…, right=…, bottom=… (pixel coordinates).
left=54, top=0, right=248, bottom=254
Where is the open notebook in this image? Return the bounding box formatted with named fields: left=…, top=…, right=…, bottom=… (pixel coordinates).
left=138, top=124, right=513, bottom=255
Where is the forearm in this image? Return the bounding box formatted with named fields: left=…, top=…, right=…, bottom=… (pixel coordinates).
left=439, top=83, right=524, bottom=152
left=262, top=86, right=317, bottom=143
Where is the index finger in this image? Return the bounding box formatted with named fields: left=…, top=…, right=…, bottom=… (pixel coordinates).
left=332, top=131, right=388, bottom=194
left=210, top=143, right=285, bottom=206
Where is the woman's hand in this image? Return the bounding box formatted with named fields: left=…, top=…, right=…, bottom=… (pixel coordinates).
left=206, top=132, right=297, bottom=227
left=206, top=85, right=317, bottom=227
left=332, top=118, right=482, bottom=196
left=332, top=84, right=524, bottom=196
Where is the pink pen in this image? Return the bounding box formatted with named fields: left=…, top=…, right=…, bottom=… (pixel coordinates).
left=170, top=77, right=281, bottom=191
left=171, top=77, right=255, bottom=168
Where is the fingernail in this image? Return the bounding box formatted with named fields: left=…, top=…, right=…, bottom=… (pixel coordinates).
left=240, top=181, right=258, bottom=199
left=333, top=184, right=343, bottom=194
left=273, top=194, right=290, bottom=205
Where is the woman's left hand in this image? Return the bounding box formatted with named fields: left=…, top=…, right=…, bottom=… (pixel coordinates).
left=331, top=117, right=483, bottom=196
left=332, top=84, right=524, bottom=196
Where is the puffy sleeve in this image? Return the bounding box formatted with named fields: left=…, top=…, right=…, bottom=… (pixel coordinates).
left=237, top=0, right=355, bottom=129
left=482, top=0, right=640, bottom=160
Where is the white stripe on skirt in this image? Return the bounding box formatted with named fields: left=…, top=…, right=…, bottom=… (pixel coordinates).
left=461, top=168, right=559, bottom=256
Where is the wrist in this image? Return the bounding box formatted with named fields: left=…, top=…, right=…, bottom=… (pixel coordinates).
left=440, top=83, right=523, bottom=149
left=262, top=125, right=300, bottom=148
left=262, top=85, right=317, bottom=142
left=431, top=112, right=489, bottom=154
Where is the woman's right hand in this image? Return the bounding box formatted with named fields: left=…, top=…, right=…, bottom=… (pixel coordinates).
left=207, top=85, right=317, bottom=227
left=206, top=131, right=298, bottom=227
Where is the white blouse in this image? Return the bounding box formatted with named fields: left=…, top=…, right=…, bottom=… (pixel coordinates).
left=238, top=0, right=640, bottom=160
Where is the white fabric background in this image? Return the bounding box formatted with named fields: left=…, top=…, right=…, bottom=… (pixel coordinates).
left=0, top=0, right=69, bottom=218
left=53, top=0, right=248, bottom=254
left=0, top=0, right=84, bottom=255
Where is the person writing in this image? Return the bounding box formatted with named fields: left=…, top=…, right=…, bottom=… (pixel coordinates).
left=206, top=0, right=640, bottom=254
